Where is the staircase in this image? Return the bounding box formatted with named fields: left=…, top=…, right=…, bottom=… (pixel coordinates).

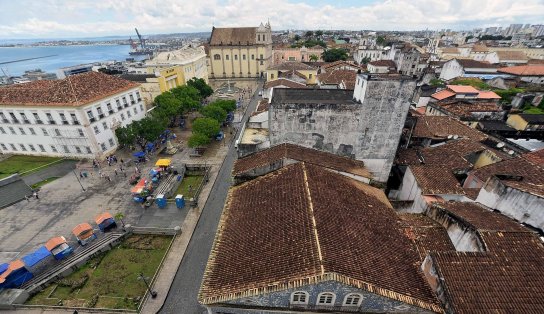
left=0, top=174, right=32, bottom=208
left=21, top=231, right=125, bottom=293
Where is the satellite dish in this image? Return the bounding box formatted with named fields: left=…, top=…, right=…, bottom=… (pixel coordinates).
left=496, top=142, right=505, bottom=148
left=447, top=135, right=453, bottom=139
left=453, top=135, right=459, bottom=139
left=508, top=150, right=515, bottom=155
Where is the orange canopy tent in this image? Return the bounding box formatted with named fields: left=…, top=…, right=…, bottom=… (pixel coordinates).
left=95, top=212, right=113, bottom=225
left=72, top=223, right=94, bottom=240
left=45, top=236, right=67, bottom=251
left=131, top=178, right=147, bottom=194
left=0, top=260, right=25, bottom=284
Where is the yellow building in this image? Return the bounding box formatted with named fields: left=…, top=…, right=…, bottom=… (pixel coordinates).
left=146, top=46, right=208, bottom=85
left=507, top=113, right=544, bottom=131
left=266, top=61, right=318, bottom=85
left=208, top=22, right=272, bottom=79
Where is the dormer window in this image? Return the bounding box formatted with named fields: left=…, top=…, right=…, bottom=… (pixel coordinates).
left=290, top=291, right=308, bottom=305
left=343, top=293, right=363, bottom=306
left=317, top=292, right=335, bottom=305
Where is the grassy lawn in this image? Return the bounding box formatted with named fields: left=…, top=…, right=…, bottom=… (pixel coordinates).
left=174, top=175, right=204, bottom=200
left=524, top=107, right=544, bottom=114
left=31, top=177, right=60, bottom=189
left=26, top=234, right=172, bottom=310
left=0, top=155, right=62, bottom=179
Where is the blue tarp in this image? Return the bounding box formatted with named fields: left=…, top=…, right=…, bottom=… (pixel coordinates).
left=133, top=151, right=145, bottom=158
left=21, top=246, right=51, bottom=268
left=0, top=263, right=8, bottom=275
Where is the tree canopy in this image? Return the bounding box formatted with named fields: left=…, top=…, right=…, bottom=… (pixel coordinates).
left=188, top=132, right=211, bottom=148
left=309, top=54, right=319, bottom=62
left=322, top=48, right=349, bottom=62
left=376, top=35, right=386, bottom=46
left=201, top=104, right=227, bottom=123
left=187, top=78, right=213, bottom=99
left=211, top=99, right=237, bottom=113
left=192, top=117, right=221, bottom=138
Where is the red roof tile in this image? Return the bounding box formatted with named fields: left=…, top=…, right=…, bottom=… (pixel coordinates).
left=431, top=89, right=455, bottom=100
left=264, top=78, right=308, bottom=89
left=410, top=165, right=465, bottom=195
left=0, top=72, right=139, bottom=107
left=412, top=116, right=488, bottom=141
left=446, top=85, right=479, bottom=94
left=498, top=65, right=544, bottom=76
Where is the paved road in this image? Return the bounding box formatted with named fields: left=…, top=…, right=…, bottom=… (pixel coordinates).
left=159, top=84, right=262, bottom=314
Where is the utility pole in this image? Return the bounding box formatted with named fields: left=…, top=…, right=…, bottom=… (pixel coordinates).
left=73, top=169, right=85, bottom=192
left=138, top=272, right=157, bottom=298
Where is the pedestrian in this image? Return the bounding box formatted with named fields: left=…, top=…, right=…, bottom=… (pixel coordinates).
left=33, top=191, right=39, bottom=199
left=106, top=175, right=111, bottom=182
left=113, top=155, right=117, bottom=163
left=114, top=169, right=118, bottom=176
left=24, top=195, right=30, bottom=202
left=120, top=158, right=124, bottom=165
left=123, top=171, right=127, bottom=178
left=79, top=171, right=83, bottom=178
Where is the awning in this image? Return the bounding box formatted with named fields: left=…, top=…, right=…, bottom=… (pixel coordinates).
left=131, top=178, right=147, bottom=194
left=133, top=151, right=145, bottom=158
left=0, top=260, right=25, bottom=283
left=45, top=236, right=67, bottom=251
left=72, top=223, right=93, bottom=238
left=95, top=212, right=114, bottom=225
left=155, top=159, right=171, bottom=167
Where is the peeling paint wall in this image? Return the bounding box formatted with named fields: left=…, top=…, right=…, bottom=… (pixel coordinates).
left=426, top=206, right=485, bottom=252
left=269, top=75, right=415, bottom=182
left=208, top=280, right=433, bottom=313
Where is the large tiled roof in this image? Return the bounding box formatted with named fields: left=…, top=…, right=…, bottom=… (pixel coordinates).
left=432, top=101, right=502, bottom=119
left=368, top=60, right=396, bottom=68
left=496, top=50, right=529, bottom=61
left=317, top=69, right=357, bottom=89
left=429, top=202, right=544, bottom=313
left=268, top=61, right=316, bottom=71
left=498, top=65, right=544, bottom=76
left=264, top=78, right=308, bottom=89
left=477, top=90, right=501, bottom=99
left=523, top=148, right=544, bottom=165
left=430, top=89, right=455, bottom=100
left=200, top=163, right=441, bottom=311
left=398, top=214, right=456, bottom=260
left=270, top=88, right=355, bottom=105
left=233, top=143, right=371, bottom=178
left=455, top=59, right=496, bottom=69
left=412, top=116, right=488, bottom=141
left=470, top=155, right=544, bottom=184
left=410, top=165, right=465, bottom=195
left=446, top=85, right=479, bottom=94
left=209, top=27, right=257, bottom=46
left=0, top=72, right=139, bottom=107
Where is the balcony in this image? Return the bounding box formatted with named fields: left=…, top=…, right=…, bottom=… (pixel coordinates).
left=131, top=100, right=135, bottom=104
left=98, top=114, right=105, bottom=119
left=89, top=117, right=96, bottom=123
left=123, top=103, right=129, bottom=108
left=35, top=119, right=43, bottom=124
left=108, top=110, right=114, bottom=114
left=137, top=98, right=142, bottom=102
left=11, top=119, right=19, bottom=124
left=48, top=120, right=56, bottom=125
left=2, top=119, right=8, bottom=123
left=72, top=120, right=80, bottom=125
left=23, top=119, right=30, bottom=124
left=117, top=106, right=123, bottom=111
left=62, top=120, right=70, bottom=125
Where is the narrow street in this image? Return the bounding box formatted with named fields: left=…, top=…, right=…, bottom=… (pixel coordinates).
left=159, top=82, right=262, bottom=314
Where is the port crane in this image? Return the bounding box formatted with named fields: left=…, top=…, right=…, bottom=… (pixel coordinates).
left=135, top=28, right=146, bottom=50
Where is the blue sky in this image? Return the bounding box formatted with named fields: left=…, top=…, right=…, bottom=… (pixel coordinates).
left=0, top=0, right=543, bottom=39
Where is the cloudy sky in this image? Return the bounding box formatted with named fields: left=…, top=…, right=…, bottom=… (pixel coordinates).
left=1, top=0, right=543, bottom=39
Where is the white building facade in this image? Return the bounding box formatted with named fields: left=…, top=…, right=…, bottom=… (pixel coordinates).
left=0, top=81, right=145, bottom=159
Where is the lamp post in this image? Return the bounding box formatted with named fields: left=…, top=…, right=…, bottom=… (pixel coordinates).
left=138, top=272, right=157, bottom=298
left=72, top=169, right=85, bottom=192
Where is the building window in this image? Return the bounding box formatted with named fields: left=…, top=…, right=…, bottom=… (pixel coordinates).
left=59, top=113, right=68, bottom=124
left=78, top=128, right=85, bottom=137
left=214, top=54, right=221, bottom=60
left=271, top=74, right=275, bottom=79
left=120, top=113, right=126, bottom=121
left=0, top=143, right=6, bottom=151
left=107, top=103, right=113, bottom=113
left=97, top=107, right=104, bottom=118
left=19, top=127, right=26, bottom=135
left=127, top=110, right=132, bottom=118
left=33, top=112, right=42, bottom=124
left=260, top=61, right=263, bottom=65
left=71, top=113, right=80, bottom=125
left=85, top=146, right=92, bottom=154
left=343, top=293, right=362, bottom=306
left=258, top=34, right=261, bottom=41
left=50, top=145, right=57, bottom=153
left=54, top=128, right=61, bottom=136
left=38, top=144, right=45, bottom=152
left=136, top=91, right=141, bottom=100
left=0, top=112, right=7, bottom=122
left=251, top=54, right=255, bottom=60
left=94, top=126, right=100, bottom=134
left=309, top=74, right=313, bottom=79
left=290, top=291, right=309, bottom=305
left=263, top=35, right=266, bottom=41
left=133, top=108, right=138, bottom=115
left=87, top=110, right=95, bottom=122
left=63, top=145, right=69, bottom=153
left=29, top=144, right=36, bottom=152
left=225, top=55, right=229, bottom=60
left=108, top=138, right=115, bottom=147
left=9, top=127, right=16, bottom=135
left=288, top=56, right=296, bottom=61
left=234, top=54, right=238, bottom=60
left=20, top=112, right=29, bottom=123
left=103, top=121, right=108, bottom=130
left=19, top=144, right=27, bottom=151
left=9, top=112, right=19, bottom=123
left=140, top=104, right=144, bottom=111
left=100, top=143, right=107, bottom=151
left=129, top=95, right=135, bottom=103
left=243, top=54, right=246, bottom=60
left=317, top=292, right=336, bottom=305
left=260, top=54, right=263, bottom=59
left=75, top=146, right=82, bottom=154
left=42, top=128, right=48, bottom=136
left=46, top=113, right=55, bottom=124
left=0, top=127, right=5, bottom=134
left=116, top=99, right=122, bottom=110
left=29, top=127, right=36, bottom=135
left=10, top=144, right=17, bottom=151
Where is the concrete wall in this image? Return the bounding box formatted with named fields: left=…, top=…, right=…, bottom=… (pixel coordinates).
left=207, top=280, right=432, bottom=313
left=269, top=75, right=415, bottom=182
left=476, top=177, right=544, bottom=231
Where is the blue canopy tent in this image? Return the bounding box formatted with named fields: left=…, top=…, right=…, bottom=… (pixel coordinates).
left=146, top=143, right=155, bottom=152
left=133, top=151, right=145, bottom=158
left=0, top=263, right=8, bottom=275
left=22, top=246, right=53, bottom=274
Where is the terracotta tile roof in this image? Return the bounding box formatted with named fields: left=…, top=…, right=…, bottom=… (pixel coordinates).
left=432, top=101, right=502, bottom=119
left=268, top=61, right=316, bottom=71
left=455, top=59, right=496, bottom=69
left=209, top=27, right=257, bottom=46
left=398, top=214, right=456, bottom=260
left=45, top=236, right=67, bottom=251
left=200, top=163, right=441, bottom=311
left=412, top=116, right=488, bottom=141
left=317, top=69, right=357, bottom=89
left=233, top=143, right=371, bottom=178
left=498, top=65, right=544, bottom=76
left=410, top=165, right=465, bottom=195
left=0, top=72, right=139, bottom=107
left=470, top=156, right=544, bottom=185
left=0, top=260, right=25, bottom=284
left=501, top=179, right=544, bottom=197
left=72, top=223, right=93, bottom=239
left=446, top=85, right=479, bottom=94
left=471, top=44, right=488, bottom=52
left=368, top=60, right=396, bottom=68
left=441, top=47, right=459, bottom=54
left=463, top=187, right=481, bottom=200
left=256, top=99, right=269, bottom=112
left=523, top=148, right=544, bottom=165
left=496, top=50, right=529, bottom=61
left=477, top=90, right=501, bottom=99
left=430, top=89, right=455, bottom=100
left=95, top=212, right=113, bottom=225
left=264, top=78, right=308, bottom=89
left=429, top=202, right=544, bottom=313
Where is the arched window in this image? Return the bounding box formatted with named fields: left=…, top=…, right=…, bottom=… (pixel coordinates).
left=290, top=291, right=308, bottom=305
left=213, top=54, right=221, bottom=60
left=343, top=293, right=363, bottom=306
left=317, top=292, right=336, bottom=305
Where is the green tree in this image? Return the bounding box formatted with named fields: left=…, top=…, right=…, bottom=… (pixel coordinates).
left=115, top=123, right=138, bottom=147
left=187, top=78, right=213, bottom=99
left=360, top=56, right=371, bottom=65
left=138, top=116, right=167, bottom=144
left=153, top=92, right=181, bottom=120
left=449, top=78, right=490, bottom=90
left=188, top=133, right=211, bottom=148
left=192, top=118, right=220, bottom=138
left=376, top=35, right=386, bottom=46
left=114, top=212, right=125, bottom=228
left=309, top=54, right=319, bottom=62
left=211, top=99, right=236, bottom=113
left=171, top=85, right=202, bottom=113
left=321, top=48, right=349, bottom=62
left=305, top=30, right=313, bottom=38
left=201, top=104, right=227, bottom=123
left=294, top=34, right=301, bottom=41
left=429, top=78, right=445, bottom=87
left=315, top=30, right=323, bottom=38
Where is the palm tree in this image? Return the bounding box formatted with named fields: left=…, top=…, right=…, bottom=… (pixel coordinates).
left=114, top=212, right=126, bottom=228
left=309, top=54, right=319, bottom=62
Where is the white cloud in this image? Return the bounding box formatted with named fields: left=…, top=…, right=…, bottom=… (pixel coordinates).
left=0, top=0, right=543, bottom=38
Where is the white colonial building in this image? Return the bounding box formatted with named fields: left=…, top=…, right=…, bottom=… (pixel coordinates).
left=0, top=72, right=146, bottom=159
